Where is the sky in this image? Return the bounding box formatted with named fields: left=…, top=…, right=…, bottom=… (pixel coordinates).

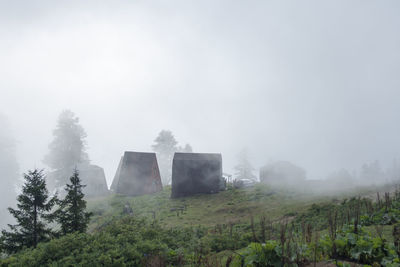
left=1, top=1, right=400, bottom=185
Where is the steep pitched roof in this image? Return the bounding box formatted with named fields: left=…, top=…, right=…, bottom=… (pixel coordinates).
left=111, top=151, right=162, bottom=196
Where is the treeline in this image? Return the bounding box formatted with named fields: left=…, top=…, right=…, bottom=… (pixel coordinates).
left=0, top=168, right=91, bottom=254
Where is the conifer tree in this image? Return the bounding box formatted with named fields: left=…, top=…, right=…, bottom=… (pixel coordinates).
left=43, top=110, right=89, bottom=189
left=44, top=110, right=89, bottom=170
left=1, top=169, right=57, bottom=254
left=56, top=169, right=91, bottom=234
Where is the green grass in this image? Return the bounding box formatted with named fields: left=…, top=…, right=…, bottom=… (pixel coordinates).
left=86, top=184, right=357, bottom=232
left=3, top=183, right=399, bottom=266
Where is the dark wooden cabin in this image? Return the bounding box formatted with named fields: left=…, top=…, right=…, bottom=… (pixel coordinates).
left=111, top=151, right=163, bottom=196
left=171, top=152, right=223, bottom=198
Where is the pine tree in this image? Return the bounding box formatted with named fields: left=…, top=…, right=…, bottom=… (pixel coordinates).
left=1, top=169, right=57, bottom=254
left=43, top=110, right=89, bottom=171
left=43, top=110, right=89, bottom=188
left=56, top=169, right=91, bottom=235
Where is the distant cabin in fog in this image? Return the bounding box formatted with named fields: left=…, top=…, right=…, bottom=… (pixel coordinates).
left=260, top=161, right=306, bottom=186
left=110, top=151, right=163, bottom=196
left=171, top=152, right=224, bottom=198
left=47, top=164, right=109, bottom=197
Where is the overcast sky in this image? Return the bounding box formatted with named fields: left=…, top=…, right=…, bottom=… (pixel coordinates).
left=1, top=1, right=400, bottom=184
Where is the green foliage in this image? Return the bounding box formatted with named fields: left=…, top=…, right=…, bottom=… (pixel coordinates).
left=321, top=225, right=399, bottom=265
left=295, top=202, right=337, bottom=230
left=361, top=208, right=400, bottom=226
left=1, top=169, right=57, bottom=254
left=236, top=241, right=281, bottom=267
left=2, top=180, right=400, bottom=266
left=56, top=169, right=92, bottom=234
left=0, top=217, right=209, bottom=266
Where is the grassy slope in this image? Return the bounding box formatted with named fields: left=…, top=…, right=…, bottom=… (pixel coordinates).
left=86, top=183, right=393, bottom=232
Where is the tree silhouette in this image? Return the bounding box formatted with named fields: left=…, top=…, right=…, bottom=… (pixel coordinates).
left=44, top=110, right=89, bottom=170
left=152, top=130, right=178, bottom=185
left=56, top=169, right=91, bottom=234
left=1, top=169, right=57, bottom=254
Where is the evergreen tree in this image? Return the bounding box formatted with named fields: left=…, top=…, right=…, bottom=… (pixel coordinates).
left=1, top=169, right=57, bottom=254
left=44, top=110, right=89, bottom=170
left=43, top=110, right=89, bottom=188
left=234, top=149, right=256, bottom=181
left=56, top=169, right=91, bottom=234
left=152, top=130, right=178, bottom=185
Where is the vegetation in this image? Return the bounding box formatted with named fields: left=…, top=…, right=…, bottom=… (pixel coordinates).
left=151, top=130, right=193, bottom=185
left=43, top=110, right=89, bottom=177
left=2, top=179, right=400, bottom=266
left=56, top=169, right=92, bottom=235
left=1, top=169, right=57, bottom=254
left=152, top=130, right=179, bottom=185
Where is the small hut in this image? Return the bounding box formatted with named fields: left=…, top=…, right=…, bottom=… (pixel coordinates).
left=171, top=152, right=223, bottom=198
left=47, top=164, right=109, bottom=197
left=260, top=161, right=306, bottom=186
left=111, top=151, right=163, bottom=196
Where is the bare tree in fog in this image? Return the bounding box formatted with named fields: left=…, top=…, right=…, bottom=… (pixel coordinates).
left=234, top=149, right=256, bottom=181
left=152, top=130, right=178, bottom=185
left=0, top=114, right=18, bottom=229
left=43, top=110, right=89, bottom=187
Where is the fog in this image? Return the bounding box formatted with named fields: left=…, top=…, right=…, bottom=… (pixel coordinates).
left=1, top=1, right=400, bottom=187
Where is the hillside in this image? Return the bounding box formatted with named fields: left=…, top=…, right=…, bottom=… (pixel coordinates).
left=86, top=183, right=394, bottom=231
left=87, top=184, right=325, bottom=231
left=2, top=183, right=399, bottom=266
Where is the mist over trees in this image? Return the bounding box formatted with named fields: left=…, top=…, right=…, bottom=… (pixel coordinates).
left=360, top=160, right=385, bottom=185
left=152, top=130, right=178, bottom=185
left=234, top=149, right=256, bottom=181
left=260, top=160, right=306, bottom=187
left=0, top=114, right=19, bottom=228
left=43, top=110, right=89, bottom=188
left=44, top=110, right=89, bottom=170
left=1, top=168, right=92, bottom=254
left=386, top=159, right=400, bottom=182
left=152, top=130, right=193, bottom=185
